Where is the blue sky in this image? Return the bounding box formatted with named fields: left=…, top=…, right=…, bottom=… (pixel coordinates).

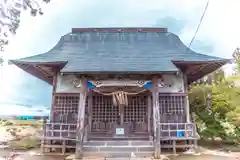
left=0, top=0, right=239, bottom=107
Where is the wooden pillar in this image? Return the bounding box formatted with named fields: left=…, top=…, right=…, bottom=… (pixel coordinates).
left=152, top=90, right=157, bottom=138
left=75, top=78, right=88, bottom=159
left=173, top=140, right=176, bottom=155
left=50, top=73, right=57, bottom=122
left=183, top=75, right=190, bottom=123
left=151, top=78, right=161, bottom=158
left=184, top=75, right=198, bottom=149
left=88, top=90, right=92, bottom=133
left=41, top=118, right=47, bottom=154
left=147, top=94, right=152, bottom=138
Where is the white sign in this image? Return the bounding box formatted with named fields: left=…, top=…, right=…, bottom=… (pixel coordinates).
left=116, top=128, right=124, bottom=135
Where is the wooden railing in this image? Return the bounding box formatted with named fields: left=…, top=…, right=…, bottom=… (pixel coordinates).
left=43, top=120, right=77, bottom=139
left=157, top=122, right=198, bottom=140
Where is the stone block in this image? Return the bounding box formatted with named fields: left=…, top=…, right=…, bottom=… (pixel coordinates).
left=99, top=147, right=137, bottom=152
left=106, top=141, right=129, bottom=146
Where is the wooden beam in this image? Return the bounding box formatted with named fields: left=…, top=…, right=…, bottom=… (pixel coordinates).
left=10, top=60, right=67, bottom=84
left=75, top=78, right=88, bottom=159
left=187, top=62, right=224, bottom=83
left=185, top=64, right=203, bottom=75
left=34, top=65, right=53, bottom=77
left=188, top=63, right=210, bottom=76
left=15, top=63, right=52, bottom=84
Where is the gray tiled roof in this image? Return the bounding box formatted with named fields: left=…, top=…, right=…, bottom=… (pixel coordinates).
left=15, top=31, right=226, bottom=72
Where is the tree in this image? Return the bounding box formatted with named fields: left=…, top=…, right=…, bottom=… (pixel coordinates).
left=0, top=0, right=51, bottom=65
left=233, top=47, right=240, bottom=74
left=189, top=73, right=240, bottom=143
left=0, top=55, right=3, bottom=66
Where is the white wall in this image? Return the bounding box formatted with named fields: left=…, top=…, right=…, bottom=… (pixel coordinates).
left=156, top=73, right=184, bottom=93
left=55, top=73, right=185, bottom=93
left=56, top=74, right=81, bottom=93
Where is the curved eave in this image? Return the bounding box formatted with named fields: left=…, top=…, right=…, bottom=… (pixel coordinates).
left=9, top=60, right=68, bottom=85
left=172, top=59, right=230, bottom=84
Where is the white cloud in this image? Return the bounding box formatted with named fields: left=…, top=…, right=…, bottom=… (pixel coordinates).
left=1, top=0, right=240, bottom=105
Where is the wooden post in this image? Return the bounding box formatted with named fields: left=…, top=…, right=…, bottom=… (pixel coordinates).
left=193, top=123, right=198, bottom=149
left=147, top=94, right=152, bottom=138
left=173, top=140, right=176, bottom=155
left=62, top=140, right=66, bottom=155
left=88, top=90, right=92, bottom=134
left=152, top=90, right=157, bottom=138
left=75, top=78, right=88, bottom=159
left=151, top=77, right=161, bottom=158
left=184, top=74, right=198, bottom=150
left=154, top=123, right=161, bottom=159
left=50, top=73, right=57, bottom=122
left=183, top=75, right=190, bottom=123
left=41, top=119, right=47, bottom=154
left=41, top=73, right=56, bottom=154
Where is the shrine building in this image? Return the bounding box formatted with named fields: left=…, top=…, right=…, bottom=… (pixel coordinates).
left=10, top=27, right=229, bottom=159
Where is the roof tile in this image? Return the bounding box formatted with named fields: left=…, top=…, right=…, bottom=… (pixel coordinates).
left=15, top=30, right=226, bottom=72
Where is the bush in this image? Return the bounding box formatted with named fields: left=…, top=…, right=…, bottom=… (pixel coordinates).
left=0, top=119, right=13, bottom=126
left=9, top=137, right=40, bottom=150
left=189, top=81, right=240, bottom=145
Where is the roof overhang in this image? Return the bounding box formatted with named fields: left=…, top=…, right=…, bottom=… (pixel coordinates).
left=172, top=59, right=231, bottom=84
left=9, top=60, right=68, bottom=85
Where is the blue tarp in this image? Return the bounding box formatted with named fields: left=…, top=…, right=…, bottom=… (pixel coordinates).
left=177, top=131, right=184, bottom=137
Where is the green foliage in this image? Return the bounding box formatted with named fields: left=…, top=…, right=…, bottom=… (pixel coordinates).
left=189, top=75, right=240, bottom=144
left=233, top=48, right=240, bottom=73
left=9, top=136, right=40, bottom=150
left=0, top=0, right=51, bottom=52
left=0, top=119, right=13, bottom=126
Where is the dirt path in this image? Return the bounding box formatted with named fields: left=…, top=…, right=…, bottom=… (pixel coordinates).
left=0, top=149, right=65, bottom=160
left=0, top=148, right=239, bottom=160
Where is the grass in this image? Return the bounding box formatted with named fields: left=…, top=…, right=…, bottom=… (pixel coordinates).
left=0, top=119, right=43, bottom=150
left=8, top=137, right=40, bottom=150
left=8, top=119, right=43, bottom=126
left=199, top=139, right=240, bottom=152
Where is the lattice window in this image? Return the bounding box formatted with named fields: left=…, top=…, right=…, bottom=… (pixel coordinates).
left=124, top=95, right=147, bottom=122
left=92, top=95, right=119, bottom=122
left=91, top=94, right=119, bottom=132
left=159, top=95, right=185, bottom=114
left=53, top=94, right=79, bottom=123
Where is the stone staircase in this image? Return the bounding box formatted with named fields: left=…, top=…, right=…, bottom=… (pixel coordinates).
left=82, top=140, right=154, bottom=159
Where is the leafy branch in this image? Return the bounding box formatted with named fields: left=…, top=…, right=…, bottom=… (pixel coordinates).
left=0, top=0, right=51, bottom=65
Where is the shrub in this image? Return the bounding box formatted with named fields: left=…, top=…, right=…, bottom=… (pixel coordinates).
left=9, top=137, right=40, bottom=150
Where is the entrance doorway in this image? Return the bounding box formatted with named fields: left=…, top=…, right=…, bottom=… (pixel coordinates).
left=90, top=92, right=149, bottom=138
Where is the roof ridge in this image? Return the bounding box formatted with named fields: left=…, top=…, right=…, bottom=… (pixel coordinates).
left=71, top=27, right=168, bottom=33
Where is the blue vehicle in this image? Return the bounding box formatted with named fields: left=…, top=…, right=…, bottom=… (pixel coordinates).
left=16, top=116, right=35, bottom=120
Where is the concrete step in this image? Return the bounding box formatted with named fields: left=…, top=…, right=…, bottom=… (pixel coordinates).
left=82, top=140, right=154, bottom=158
left=84, top=140, right=153, bottom=147
left=82, top=152, right=153, bottom=159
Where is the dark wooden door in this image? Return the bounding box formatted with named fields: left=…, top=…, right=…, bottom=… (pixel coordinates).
left=123, top=95, right=148, bottom=133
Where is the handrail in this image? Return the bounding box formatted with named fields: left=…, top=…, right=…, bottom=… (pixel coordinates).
left=157, top=122, right=198, bottom=139
left=43, top=121, right=77, bottom=139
